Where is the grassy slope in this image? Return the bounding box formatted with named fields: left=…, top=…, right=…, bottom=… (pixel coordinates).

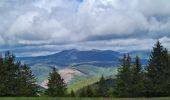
left=0, top=97, right=170, bottom=100
left=68, top=77, right=100, bottom=92
left=67, top=66, right=118, bottom=92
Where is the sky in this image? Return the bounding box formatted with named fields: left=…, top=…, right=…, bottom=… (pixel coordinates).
left=0, top=0, right=170, bottom=57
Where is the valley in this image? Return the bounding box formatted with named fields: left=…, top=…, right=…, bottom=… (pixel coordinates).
left=19, top=49, right=148, bottom=91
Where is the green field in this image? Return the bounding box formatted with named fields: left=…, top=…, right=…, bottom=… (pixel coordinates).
left=0, top=97, right=170, bottom=100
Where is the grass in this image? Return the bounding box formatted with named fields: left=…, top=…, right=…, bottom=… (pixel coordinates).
left=0, top=97, right=170, bottom=100
left=67, top=67, right=118, bottom=92
left=67, top=77, right=100, bottom=92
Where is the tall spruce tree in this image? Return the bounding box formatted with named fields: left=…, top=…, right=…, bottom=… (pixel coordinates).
left=45, top=67, right=67, bottom=97
left=114, top=54, right=132, bottom=97
left=145, top=41, right=170, bottom=97
left=0, top=53, right=5, bottom=96
left=1, top=51, right=18, bottom=96
left=16, top=64, right=38, bottom=96
left=130, top=56, right=144, bottom=97
left=0, top=51, right=38, bottom=97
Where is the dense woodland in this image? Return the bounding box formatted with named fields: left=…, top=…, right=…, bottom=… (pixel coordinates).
left=0, top=41, right=170, bottom=97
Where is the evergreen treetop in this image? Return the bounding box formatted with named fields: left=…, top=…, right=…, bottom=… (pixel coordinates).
left=45, top=67, right=67, bottom=97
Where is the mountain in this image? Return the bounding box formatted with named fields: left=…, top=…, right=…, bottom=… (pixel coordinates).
left=19, top=49, right=149, bottom=68
left=18, top=49, right=149, bottom=88
left=19, top=49, right=123, bottom=67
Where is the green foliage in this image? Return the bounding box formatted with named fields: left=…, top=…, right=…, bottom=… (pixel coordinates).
left=77, top=75, right=115, bottom=97
left=69, top=90, right=76, bottom=97
left=114, top=54, right=145, bottom=97
left=1, top=97, right=170, bottom=100
left=1, top=41, right=170, bottom=98
left=68, top=77, right=100, bottom=93
left=45, top=68, right=67, bottom=97
left=114, top=41, right=170, bottom=97
left=0, top=51, right=38, bottom=97
left=130, top=56, right=144, bottom=97
left=96, top=75, right=110, bottom=97
left=85, top=86, right=94, bottom=97
left=79, top=85, right=94, bottom=97
left=67, top=67, right=117, bottom=93
left=16, top=64, right=39, bottom=96
left=79, top=88, right=86, bottom=97
left=145, top=41, right=170, bottom=97
left=114, top=54, right=133, bottom=97
left=0, top=52, right=16, bottom=96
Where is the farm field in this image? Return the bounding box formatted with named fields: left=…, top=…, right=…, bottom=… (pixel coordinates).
left=0, top=97, right=170, bottom=100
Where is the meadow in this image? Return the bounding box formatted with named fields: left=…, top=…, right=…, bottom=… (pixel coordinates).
left=0, top=97, right=170, bottom=100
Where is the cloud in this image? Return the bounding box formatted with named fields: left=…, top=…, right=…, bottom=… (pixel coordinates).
left=0, top=0, right=170, bottom=56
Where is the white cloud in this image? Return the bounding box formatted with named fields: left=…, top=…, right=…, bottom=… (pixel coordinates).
left=0, top=0, right=170, bottom=56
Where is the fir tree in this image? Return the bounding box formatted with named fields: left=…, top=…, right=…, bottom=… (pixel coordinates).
left=114, top=54, right=132, bottom=97
left=0, top=51, right=38, bottom=96
left=1, top=51, right=18, bottom=96
left=45, top=67, right=67, bottom=97
left=85, top=85, right=94, bottom=97
left=0, top=53, right=5, bottom=96
left=96, top=75, right=109, bottom=97
left=16, top=64, right=38, bottom=96
left=130, top=56, right=144, bottom=97
left=145, top=41, right=170, bottom=97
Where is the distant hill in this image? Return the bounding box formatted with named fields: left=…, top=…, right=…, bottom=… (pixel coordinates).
left=19, top=49, right=149, bottom=68
left=19, top=49, right=122, bottom=67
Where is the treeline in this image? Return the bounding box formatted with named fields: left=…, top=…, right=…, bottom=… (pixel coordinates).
left=0, top=41, right=170, bottom=97
left=71, top=41, right=170, bottom=97
left=114, top=41, right=170, bottom=97
left=0, top=51, right=38, bottom=96
left=0, top=51, right=69, bottom=97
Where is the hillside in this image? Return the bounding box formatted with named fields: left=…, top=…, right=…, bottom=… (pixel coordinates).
left=19, top=49, right=149, bottom=67
left=19, top=49, right=123, bottom=67
left=18, top=49, right=149, bottom=89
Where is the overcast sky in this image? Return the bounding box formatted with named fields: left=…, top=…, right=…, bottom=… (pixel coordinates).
left=0, top=0, right=170, bottom=56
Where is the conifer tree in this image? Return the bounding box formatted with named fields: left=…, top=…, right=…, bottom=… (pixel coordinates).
left=45, top=67, right=67, bottom=97
left=79, top=88, right=86, bottom=97
left=1, top=51, right=18, bottom=96
left=96, top=75, right=109, bottom=97
left=130, top=56, right=144, bottom=97
left=0, top=54, right=5, bottom=96
left=85, top=85, right=94, bottom=97
left=0, top=51, right=38, bottom=96
left=16, top=64, right=38, bottom=96
left=114, top=54, right=132, bottom=97
left=145, top=41, right=170, bottom=97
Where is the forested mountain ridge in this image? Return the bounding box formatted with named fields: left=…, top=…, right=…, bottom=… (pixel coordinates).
left=19, top=49, right=149, bottom=67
